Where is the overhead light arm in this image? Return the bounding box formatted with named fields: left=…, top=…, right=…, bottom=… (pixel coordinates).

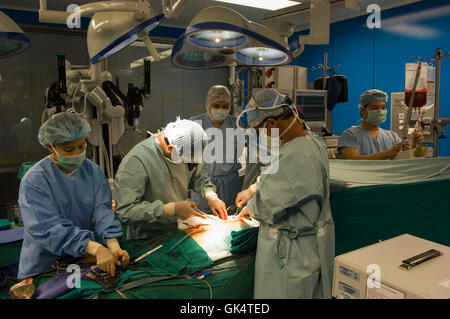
left=138, top=30, right=160, bottom=61
left=263, top=0, right=360, bottom=58
left=162, top=0, right=190, bottom=19
left=294, top=0, right=330, bottom=58
left=39, top=0, right=151, bottom=24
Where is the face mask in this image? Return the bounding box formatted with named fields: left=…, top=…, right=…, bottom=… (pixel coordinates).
left=209, top=108, right=229, bottom=123
left=51, top=145, right=86, bottom=171
left=261, top=116, right=298, bottom=145
left=367, top=110, right=387, bottom=126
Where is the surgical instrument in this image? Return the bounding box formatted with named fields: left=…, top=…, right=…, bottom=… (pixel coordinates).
left=132, top=244, right=163, bottom=264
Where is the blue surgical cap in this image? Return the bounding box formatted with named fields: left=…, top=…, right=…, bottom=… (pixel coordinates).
left=244, top=89, right=288, bottom=128
left=359, top=89, right=388, bottom=108
left=38, top=112, right=91, bottom=147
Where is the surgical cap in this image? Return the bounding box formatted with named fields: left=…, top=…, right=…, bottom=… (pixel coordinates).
left=38, top=112, right=91, bottom=148
left=359, top=89, right=388, bottom=108
left=206, top=85, right=231, bottom=109
left=164, top=118, right=208, bottom=162
left=244, top=89, right=289, bottom=128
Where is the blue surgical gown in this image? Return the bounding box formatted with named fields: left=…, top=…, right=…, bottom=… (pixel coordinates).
left=17, top=157, right=122, bottom=279
left=189, top=113, right=244, bottom=213
left=338, top=126, right=402, bottom=157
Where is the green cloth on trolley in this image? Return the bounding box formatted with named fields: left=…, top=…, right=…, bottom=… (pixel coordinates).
left=17, top=161, right=36, bottom=180
left=331, top=178, right=450, bottom=256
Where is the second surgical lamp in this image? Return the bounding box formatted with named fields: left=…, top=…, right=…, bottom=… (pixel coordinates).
left=171, top=6, right=293, bottom=69
left=39, top=0, right=164, bottom=63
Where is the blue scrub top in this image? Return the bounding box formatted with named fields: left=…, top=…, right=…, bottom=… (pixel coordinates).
left=17, top=157, right=122, bottom=279
left=189, top=113, right=244, bottom=212
left=338, top=126, right=402, bottom=157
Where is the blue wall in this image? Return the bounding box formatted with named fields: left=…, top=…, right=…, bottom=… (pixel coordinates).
left=290, top=0, right=450, bottom=156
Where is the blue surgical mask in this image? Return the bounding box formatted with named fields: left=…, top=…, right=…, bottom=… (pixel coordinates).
left=51, top=145, right=86, bottom=171
left=367, top=110, right=387, bottom=126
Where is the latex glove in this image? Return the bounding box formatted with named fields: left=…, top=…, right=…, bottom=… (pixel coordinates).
left=413, top=131, right=424, bottom=147
left=235, top=184, right=256, bottom=208
left=95, top=245, right=116, bottom=277
left=401, top=142, right=412, bottom=151
left=174, top=200, right=200, bottom=220
left=106, top=238, right=130, bottom=267
left=206, top=192, right=228, bottom=220
left=237, top=206, right=251, bottom=220
left=113, top=250, right=130, bottom=267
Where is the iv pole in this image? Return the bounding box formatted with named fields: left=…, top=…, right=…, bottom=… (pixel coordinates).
left=416, top=48, right=450, bottom=157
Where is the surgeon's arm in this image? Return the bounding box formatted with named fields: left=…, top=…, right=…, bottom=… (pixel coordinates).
left=114, top=156, right=167, bottom=225
left=92, top=168, right=129, bottom=267
left=190, top=163, right=227, bottom=219
left=19, top=181, right=95, bottom=258
left=340, top=145, right=402, bottom=160
left=92, top=167, right=123, bottom=241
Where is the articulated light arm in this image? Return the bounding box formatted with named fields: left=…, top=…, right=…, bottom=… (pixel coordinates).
left=162, top=0, right=190, bottom=19
left=39, top=0, right=150, bottom=24
left=138, top=30, right=160, bottom=61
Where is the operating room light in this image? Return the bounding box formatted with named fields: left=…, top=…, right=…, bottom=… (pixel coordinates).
left=88, top=10, right=164, bottom=64
left=213, top=0, right=300, bottom=11
left=0, top=11, right=31, bottom=59
left=171, top=6, right=292, bottom=69
left=236, top=47, right=288, bottom=65
left=188, top=30, right=247, bottom=48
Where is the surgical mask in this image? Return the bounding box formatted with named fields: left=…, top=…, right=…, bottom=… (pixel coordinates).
left=51, top=145, right=86, bottom=171
left=209, top=108, right=229, bottom=123
left=366, top=109, right=387, bottom=126
left=261, top=116, right=298, bottom=145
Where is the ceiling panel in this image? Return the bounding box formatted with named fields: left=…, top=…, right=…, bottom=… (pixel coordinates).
left=0, top=0, right=422, bottom=30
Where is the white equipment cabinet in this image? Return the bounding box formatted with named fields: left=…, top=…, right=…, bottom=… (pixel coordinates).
left=332, top=234, right=450, bottom=299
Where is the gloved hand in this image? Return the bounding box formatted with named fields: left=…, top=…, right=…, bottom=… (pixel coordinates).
left=235, top=184, right=257, bottom=208
left=230, top=227, right=259, bottom=254
left=237, top=206, right=251, bottom=220
left=95, top=245, right=116, bottom=277
left=413, top=131, right=424, bottom=147
left=174, top=200, right=199, bottom=220
left=206, top=192, right=228, bottom=220
left=106, top=238, right=130, bottom=267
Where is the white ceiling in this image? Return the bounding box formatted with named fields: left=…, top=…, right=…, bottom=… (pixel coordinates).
left=0, top=0, right=423, bottom=30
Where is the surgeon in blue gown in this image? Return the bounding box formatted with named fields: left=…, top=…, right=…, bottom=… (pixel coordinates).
left=9, top=113, right=128, bottom=299
left=338, top=89, right=424, bottom=160
left=190, top=85, right=244, bottom=214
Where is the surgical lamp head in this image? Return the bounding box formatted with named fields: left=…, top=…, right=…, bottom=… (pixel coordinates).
left=0, top=10, right=31, bottom=59
left=171, top=6, right=292, bottom=69
left=87, top=8, right=164, bottom=64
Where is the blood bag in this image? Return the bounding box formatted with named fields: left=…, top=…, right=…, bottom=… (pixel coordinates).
left=405, top=62, right=428, bottom=109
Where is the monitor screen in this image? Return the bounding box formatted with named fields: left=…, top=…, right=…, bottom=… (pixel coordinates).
left=296, top=93, right=326, bottom=121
